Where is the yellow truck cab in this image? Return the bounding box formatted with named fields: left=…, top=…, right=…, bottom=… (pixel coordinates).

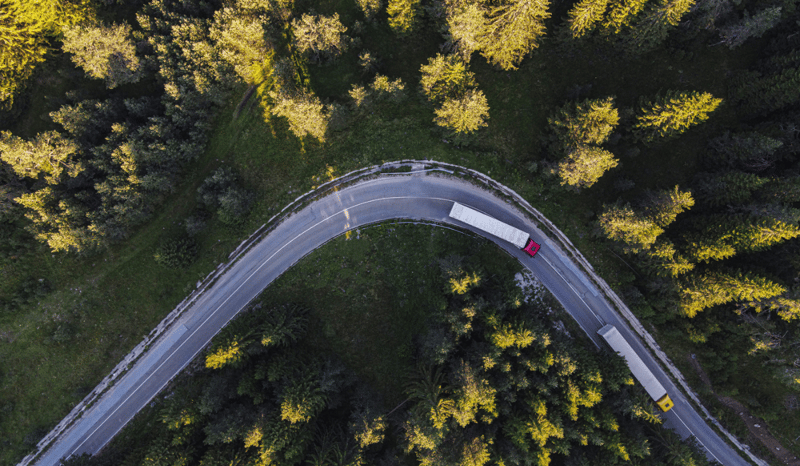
left=656, top=394, right=674, bottom=412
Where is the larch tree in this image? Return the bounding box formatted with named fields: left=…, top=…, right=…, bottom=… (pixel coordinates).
left=748, top=292, right=800, bottom=322
left=640, top=239, right=694, bottom=277
left=621, top=0, right=694, bottom=54
left=210, top=7, right=272, bottom=85
left=357, top=0, right=384, bottom=21
left=479, top=0, right=551, bottom=71
left=598, top=202, right=663, bottom=253
left=15, top=186, right=97, bottom=253
left=62, top=22, right=143, bottom=89
left=420, top=54, right=489, bottom=135
left=291, top=13, right=349, bottom=64
left=420, top=53, right=477, bottom=104
left=434, top=89, right=490, bottom=135
left=680, top=270, right=785, bottom=317
left=686, top=214, right=800, bottom=262
left=0, top=0, right=91, bottom=106
left=548, top=97, right=619, bottom=189
left=548, top=97, right=619, bottom=147
left=0, top=130, right=82, bottom=184
left=600, top=0, right=648, bottom=34
left=271, top=90, right=340, bottom=142
left=556, top=145, right=618, bottom=189
left=566, top=0, right=609, bottom=38
left=445, top=2, right=488, bottom=60
left=641, top=185, right=694, bottom=227
left=633, top=90, right=722, bottom=143
left=387, top=0, right=421, bottom=35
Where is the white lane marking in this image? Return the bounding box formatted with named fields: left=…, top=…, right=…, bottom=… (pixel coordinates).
left=539, top=254, right=604, bottom=325
left=674, top=411, right=722, bottom=464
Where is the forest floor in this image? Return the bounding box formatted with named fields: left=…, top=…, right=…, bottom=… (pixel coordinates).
left=687, top=355, right=800, bottom=466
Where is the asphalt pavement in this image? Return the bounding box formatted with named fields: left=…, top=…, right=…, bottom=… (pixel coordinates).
left=32, top=172, right=749, bottom=466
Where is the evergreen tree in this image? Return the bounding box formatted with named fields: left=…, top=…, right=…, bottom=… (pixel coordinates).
left=640, top=239, right=694, bottom=277
left=717, top=6, right=782, bottom=49
left=620, top=0, right=694, bottom=54
left=357, top=0, right=384, bottom=21
left=642, top=185, right=694, bottom=227
left=598, top=202, right=663, bottom=253
left=388, top=0, right=421, bottom=35
left=555, top=145, right=619, bottom=189
left=600, top=0, right=648, bottom=34
left=693, top=0, right=733, bottom=29
left=419, top=54, right=477, bottom=104
left=62, top=22, right=143, bottom=89
left=566, top=0, right=609, bottom=38
left=479, top=0, right=552, bottom=70
left=731, top=57, right=800, bottom=116
left=433, top=89, right=490, bottom=135
left=695, top=171, right=769, bottom=207
left=444, top=2, right=488, bottom=60
left=633, top=91, right=722, bottom=143
left=686, top=214, right=800, bottom=262
left=548, top=97, right=619, bottom=148
left=0, top=131, right=82, bottom=184
left=706, top=131, right=782, bottom=171
left=0, top=0, right=91, bottom=106
left=271, top=91, right=340, bottom=141
left=759, top=176, right=800, bottom=203
left=291, top=13, right=349, bottom=64
left=680, top=270, right=785, bottom=317
left=210, top=7, right=273, bottom=85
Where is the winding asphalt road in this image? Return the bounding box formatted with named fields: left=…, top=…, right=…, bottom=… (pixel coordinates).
left=33, top=171, right=749, bottom=466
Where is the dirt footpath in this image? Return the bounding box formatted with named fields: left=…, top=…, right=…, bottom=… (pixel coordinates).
left=687, top=355, right=800, bottom=466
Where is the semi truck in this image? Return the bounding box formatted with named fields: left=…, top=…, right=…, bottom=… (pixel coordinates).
left=449, top=202, right=540, bottom=257
left=598, top=324, right=674, bottom=412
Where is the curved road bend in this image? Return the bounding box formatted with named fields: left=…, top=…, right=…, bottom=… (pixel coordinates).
left=34, top=173, right=748, bottom=466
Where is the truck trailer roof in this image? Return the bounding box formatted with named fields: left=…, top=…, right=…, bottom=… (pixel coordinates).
left=598, top=324, right=668, bottom=402
left=449, top=203, right=530, bottom=249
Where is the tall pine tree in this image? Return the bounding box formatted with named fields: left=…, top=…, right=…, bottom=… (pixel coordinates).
left=634, top=90, right=722, bottom=143
left=480, top=0, right=551, bottom=70
left=680, top=270, right=784, bottom=317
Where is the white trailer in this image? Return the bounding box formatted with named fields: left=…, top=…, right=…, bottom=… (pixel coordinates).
left=598, top=324, right=674, bottom=412
left=449, top=203, right=540, bottom=256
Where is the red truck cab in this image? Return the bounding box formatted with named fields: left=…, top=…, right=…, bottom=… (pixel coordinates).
left=523, top=239, right=541, bottom=257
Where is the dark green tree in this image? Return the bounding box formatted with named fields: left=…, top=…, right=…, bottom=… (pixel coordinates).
left=717, top=6, right=782, bottom=49
left=695, top=171, right=769, bottom=207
